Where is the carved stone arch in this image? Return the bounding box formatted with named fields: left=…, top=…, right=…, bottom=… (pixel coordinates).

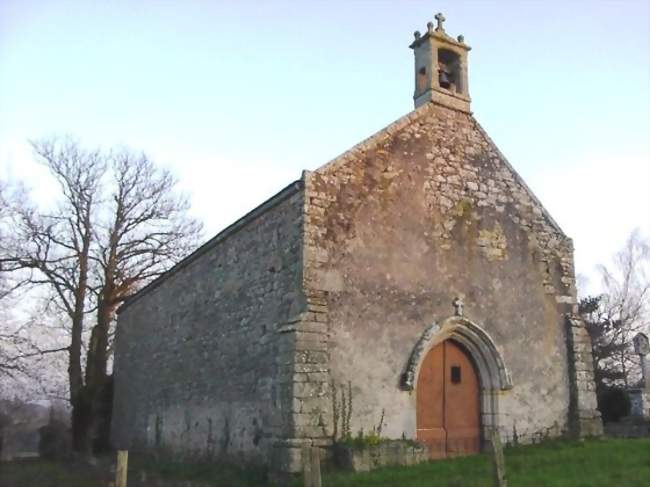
left=402, top=316, right=513, bottom=445
left=402, top=316, right=512, bottom=392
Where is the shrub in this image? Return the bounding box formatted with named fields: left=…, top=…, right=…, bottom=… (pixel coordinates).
left=38, top=420, right=71, bottom=460
left=341, top=430, right=382, bottom=450
left=598, top=387, right=631, bottom=422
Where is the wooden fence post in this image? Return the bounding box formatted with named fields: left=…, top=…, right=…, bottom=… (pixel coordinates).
left=489, top=429, right=507, bottom=487
left=116, top=450, right=128, bottom=487
left=302, top=446, right=312, bottom=487
left=302, top=446, right=322, bottom=487
left=310, top=447, right=322, bottom=487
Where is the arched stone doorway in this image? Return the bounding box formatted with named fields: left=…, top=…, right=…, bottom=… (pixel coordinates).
left=416, top=339, right=480, bottom=458
left=402, top=316, right=513, bottom=456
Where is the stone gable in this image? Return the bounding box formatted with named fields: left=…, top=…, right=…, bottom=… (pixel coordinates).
left=296, top=100, right=600, bottom=453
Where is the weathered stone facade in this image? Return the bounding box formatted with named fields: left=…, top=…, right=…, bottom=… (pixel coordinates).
left=112, top=182, right=306, bottom=463
left=299, top=100, right=602, bottom=452
left=112, top=14, right=602, bottom=474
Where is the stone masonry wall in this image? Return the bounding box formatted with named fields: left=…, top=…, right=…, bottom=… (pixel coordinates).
left=111, top=99, right=602, bottom=474
left=111, top=183, right=305, bottom=463
left=302, top=101, right=601, bottom=447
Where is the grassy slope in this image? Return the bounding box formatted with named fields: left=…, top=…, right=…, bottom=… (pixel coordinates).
left=0, top=438, right=648, bottom=486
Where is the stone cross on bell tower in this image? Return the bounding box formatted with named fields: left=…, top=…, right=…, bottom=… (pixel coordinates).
left=409, top=13, right=471, bottom=112
left=434, top=12, right=446, bottom=32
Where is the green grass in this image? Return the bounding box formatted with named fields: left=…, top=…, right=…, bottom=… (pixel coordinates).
left=128, top=453, right=267, bottom=486
left=306, top=438, right=650, bottom=487
left=0, top=455, right=267, bottom=487
left=0, top=458, right=108, bottom=487
left=0, top=438, right=648, bottom=486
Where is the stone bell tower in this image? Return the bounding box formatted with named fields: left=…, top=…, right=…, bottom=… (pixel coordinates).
left=410, top=13, right=471, bottom=112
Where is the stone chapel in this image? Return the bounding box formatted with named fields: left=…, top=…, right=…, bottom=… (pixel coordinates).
left=112, top=14, right=602, bottom=473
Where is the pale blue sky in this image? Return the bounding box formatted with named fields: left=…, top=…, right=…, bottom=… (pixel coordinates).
left=1, top=0, right=649, bottom=292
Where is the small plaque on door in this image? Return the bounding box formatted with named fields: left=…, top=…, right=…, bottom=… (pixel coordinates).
left=451, top=366, right=461, bottom=384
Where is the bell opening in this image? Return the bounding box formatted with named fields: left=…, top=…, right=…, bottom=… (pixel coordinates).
left=438, top=48, right=460, bottom=93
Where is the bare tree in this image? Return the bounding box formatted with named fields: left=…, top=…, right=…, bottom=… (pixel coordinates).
left=0, top=180, right=38, bottom=382
left=582, top=230, right=650, bottom=392
left=0, top=180, right=27, bottom=302
left=1, top=138, right=202, bottom=455
left=600, top=231, right=650, bottom=385
left=84, top=150, right=202, bottom=452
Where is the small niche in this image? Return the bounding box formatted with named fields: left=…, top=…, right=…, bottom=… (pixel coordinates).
left=417, top=66, right=427, bottom=93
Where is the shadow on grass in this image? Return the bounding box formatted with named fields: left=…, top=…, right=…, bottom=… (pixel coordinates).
left=0, top=458, right=109, bottom=487
left=128, top=453, right=268, bottom=486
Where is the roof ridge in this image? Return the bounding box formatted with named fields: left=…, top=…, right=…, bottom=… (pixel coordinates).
left=313, top=102, right=435, bottom=174
left=472, top=120, right=566, bottom=237
left=311, top=100, right=566, bottom=238
left=118, top=179, right=303, bottom=313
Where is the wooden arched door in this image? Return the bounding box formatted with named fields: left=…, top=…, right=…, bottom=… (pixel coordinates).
left=416, top=340, right=480, bottom=458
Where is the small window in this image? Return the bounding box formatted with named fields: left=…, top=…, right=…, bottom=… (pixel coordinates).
left=451, top=366, right=461, bottom=384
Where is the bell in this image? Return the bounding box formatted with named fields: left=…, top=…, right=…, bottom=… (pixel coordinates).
left=439, top=69, right=451, bottom=89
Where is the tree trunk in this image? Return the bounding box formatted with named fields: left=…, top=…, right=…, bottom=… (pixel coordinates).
left=83, top=296, right=117, bottom=455
left=71, top=387, right=93, bottom=454
left=69, top=211, right=93, bottom=455
left=86, top=301, right=113, bottom=387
